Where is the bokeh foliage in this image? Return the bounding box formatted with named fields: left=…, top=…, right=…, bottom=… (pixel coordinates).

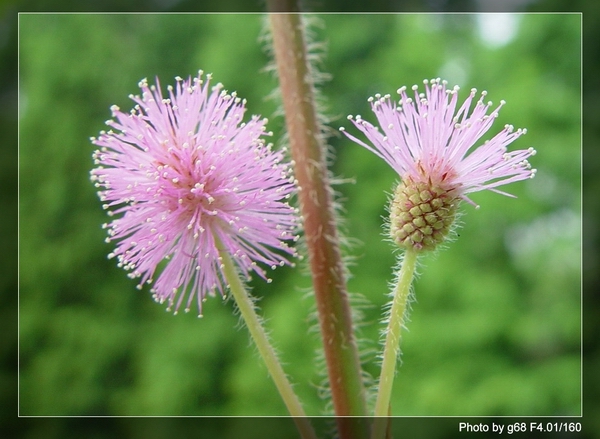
left=18, top=12, right=580, bottom=420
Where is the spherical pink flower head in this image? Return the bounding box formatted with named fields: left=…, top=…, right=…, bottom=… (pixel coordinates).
left=341, top=78, right=537, bottom=252
left=90, top=71, right=298, bottom=316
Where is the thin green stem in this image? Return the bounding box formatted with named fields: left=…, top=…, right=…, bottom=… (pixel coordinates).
left=215, top=234, right=317, bottom=439
left=371, top=248, right=418, bottom=439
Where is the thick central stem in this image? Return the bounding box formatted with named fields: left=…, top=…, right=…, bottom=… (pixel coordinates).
left=267, top=7, right=369, bottom=437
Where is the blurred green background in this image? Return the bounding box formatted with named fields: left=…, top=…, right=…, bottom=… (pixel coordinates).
left=14, top=6, right=584, bottom=434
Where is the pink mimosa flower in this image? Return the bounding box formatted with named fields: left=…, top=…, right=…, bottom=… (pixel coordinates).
left=91, top=72, right=298, bottom=315
left=341, top=78, right=536, bottom=252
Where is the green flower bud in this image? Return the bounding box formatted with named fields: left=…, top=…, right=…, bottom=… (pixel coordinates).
left=389, top=179, right=459, bottom=252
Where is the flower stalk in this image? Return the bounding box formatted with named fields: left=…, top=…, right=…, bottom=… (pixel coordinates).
left=215, top=233, right=317, bottom=439
left=371, top=248, right=418, bottom=439
left=267, top=5, right=369, bottom=437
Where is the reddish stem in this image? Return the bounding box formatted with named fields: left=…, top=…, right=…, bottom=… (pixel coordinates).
left=267, top=6, right=369, bottom=438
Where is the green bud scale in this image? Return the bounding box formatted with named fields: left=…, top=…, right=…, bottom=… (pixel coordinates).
left=389, top=179, right=459, bottom=252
